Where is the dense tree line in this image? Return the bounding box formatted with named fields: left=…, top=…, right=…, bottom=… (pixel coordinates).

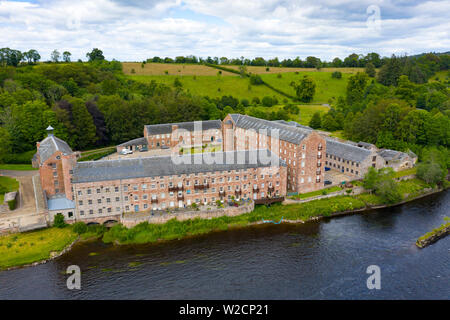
left=0, top=59, right=229, bottom=158
left=309, top=69, right=449, bottom=162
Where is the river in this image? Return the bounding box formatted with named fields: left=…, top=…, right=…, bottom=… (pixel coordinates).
left=0, top=191, right=448, bottom=300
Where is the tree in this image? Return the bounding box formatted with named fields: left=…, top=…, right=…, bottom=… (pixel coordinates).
left=23, top=49, right=41, bottom=64
left=261, top=96, right=274, bottom=107
left=321, top=113, right=339, bottom=131
left=416, top=161, right=445, bottom=185
left=309, top=112, right=322, bottom=129
left=62, top=51, right=72, bottom=62
left=86, top=48, right=105, bottom=62
left=363, top=167, right=402, bottom=203
left=377, top=54, right=403, bottom=86
left=346, top=72, right=368, bottom=106
left=0, top=127, right=12, bottom=163
left=53, top=213, right=66, bottom=228
left=290, top=76, right=316, bottom=103
left=365, top=62, right=376, bottom=77
left=51, top=49, right=60, bottom=63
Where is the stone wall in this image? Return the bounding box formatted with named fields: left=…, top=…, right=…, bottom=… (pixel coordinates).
left=121, top=202, right=254, bottom=228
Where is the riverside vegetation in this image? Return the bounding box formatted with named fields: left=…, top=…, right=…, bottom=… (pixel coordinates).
left=416, top=217, right=450, bottom=248
left=0, top=170, right=446, bottom=269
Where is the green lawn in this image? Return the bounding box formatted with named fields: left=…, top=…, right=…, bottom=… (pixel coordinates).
left=0, top=176, right=19, bottom=204
left=289, top=185, right=342, bottom=200
left=0, top=164, right=37, bottom=171
left=393, top=167, right=417, bottom=178
left=0, top=227, right=77, bottom=269
left=261, top=71, right=351, bottom=104
left=129, top=74, right=285, bottom=101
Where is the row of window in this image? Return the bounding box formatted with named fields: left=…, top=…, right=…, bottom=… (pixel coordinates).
left=326, top=154, right=361, bottom=167
left=78, top=182, right=280, bottom=205
left=325, top=161, right=360, bottom=175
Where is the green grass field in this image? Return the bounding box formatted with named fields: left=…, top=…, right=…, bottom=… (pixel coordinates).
left=261, top=71, right=351, bottom=104
left=0, top=176, right=19, bottom=204
left=129, top=69, right=350, bottom=105
left=0, top=227, right=77, bottom=269
left=0, top=164, right=37, bottom=171
left=129, top=74, right=285, bottom=101
left=247, top=104, right=329, bottom=125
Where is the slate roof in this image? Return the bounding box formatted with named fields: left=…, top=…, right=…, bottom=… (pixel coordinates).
left=47, top=195, right=75, bottom=211
left=378, top=149, right=416, bottom=161
left=325, top=138, right=372, bottom=163
left=145, top=120, right=222, bottom=136
left=72, top=150, right=285, bottom=183
left=271, top=120, right=312, bottom=130
left=117, top=137, right=148, bottom=147
left=228, top=114, right=312, bottom=144
left=37, top=135, right=73, bottom=165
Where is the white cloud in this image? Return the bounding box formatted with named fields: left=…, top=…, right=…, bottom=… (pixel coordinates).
left=0, top=0, right=448, bottom=61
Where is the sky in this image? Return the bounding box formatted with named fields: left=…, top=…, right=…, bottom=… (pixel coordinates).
left=0, top=0, right=449, bottom=62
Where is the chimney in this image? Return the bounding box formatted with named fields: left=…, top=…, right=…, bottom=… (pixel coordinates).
left=46, top=125, right=54, bottom=137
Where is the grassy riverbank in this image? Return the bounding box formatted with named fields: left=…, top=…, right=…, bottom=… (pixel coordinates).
left=102, top=195, right=367, bottom=244
left=101, top=178, right=438, bottom=245
left=0, top=227, right=77, bottom=270
left=0, top=177, right=444, bottom=269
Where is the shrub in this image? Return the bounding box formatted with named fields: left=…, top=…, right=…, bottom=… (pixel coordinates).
left=72, top=222, right=88, bottom=234
left=249, top=74, right=263, bottom=85
left=252, top=97, right=260, bottom=105
left=53, top=213, right=66, bottom=228
left=7, top=199, right=16, bottom=210
left=262, top=96, right=274, bottom=107
left=241, top=98, right=249, bottom=107
left=331, top=71, right=342, bottom=79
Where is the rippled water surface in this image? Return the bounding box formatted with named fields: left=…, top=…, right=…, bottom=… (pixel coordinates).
left=0, top=191, right=449, bottom=299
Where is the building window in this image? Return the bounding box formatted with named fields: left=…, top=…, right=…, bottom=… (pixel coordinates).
left=80, top=210, right=84, bottom=215
left=115, top=187, right=119, bottom=192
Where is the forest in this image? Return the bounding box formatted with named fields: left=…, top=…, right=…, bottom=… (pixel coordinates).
left=0, top=48, right=448, bottom=170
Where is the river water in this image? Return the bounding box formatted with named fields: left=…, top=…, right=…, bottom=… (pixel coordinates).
left=0, top=191, right=448, bottom=300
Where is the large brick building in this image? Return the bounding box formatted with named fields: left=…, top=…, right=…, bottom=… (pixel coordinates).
left=223, top=114, right=326, bottom=194
left=34, top=114, right=416, bottom=223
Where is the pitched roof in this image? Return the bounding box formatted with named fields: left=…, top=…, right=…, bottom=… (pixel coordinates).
left=47, top=195, right=75, bottom=211
left=72, top=149, right=285, bottom=183
left=145, top=120, right=222, bottom=136
left=271, top=120, right=312, bottom=130
left=117, top=137, right=148, bottom=147
left=325, top=138, right=372, bottom=163
left=37, top=135, right=73, bottom=164
left=378, top=149, right=416, bottom=161
left=228, top=114, right=312, bottom=144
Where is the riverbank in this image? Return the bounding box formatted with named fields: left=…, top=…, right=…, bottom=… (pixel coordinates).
left=0, top=227, right=78, bottom=270
left=101, top=180, right=447, bottom=246
left=1, top=179, right=447, bottom=270
left=416, top=218, right=450, bottom=248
